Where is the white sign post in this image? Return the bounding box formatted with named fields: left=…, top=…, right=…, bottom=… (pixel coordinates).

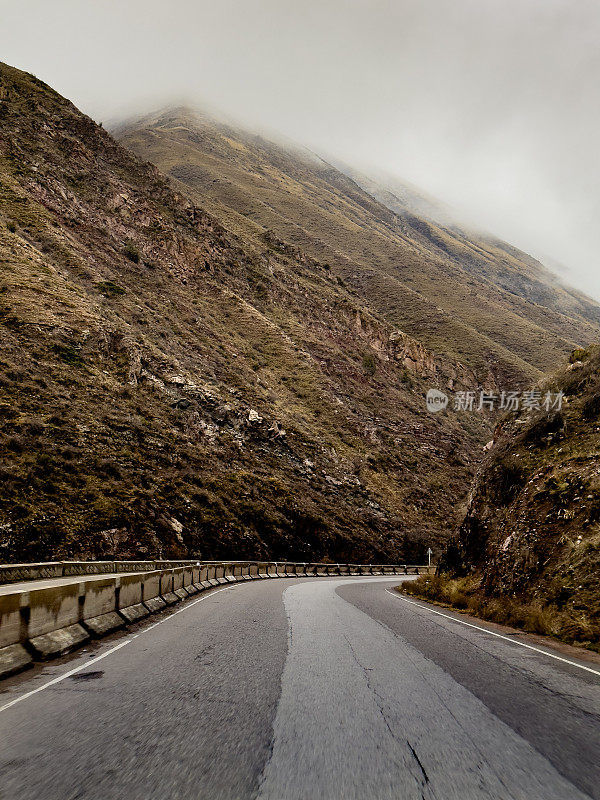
left=427, top=547, right=433, bottom=567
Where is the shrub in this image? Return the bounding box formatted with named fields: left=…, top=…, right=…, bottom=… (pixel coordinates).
left=488, top=455, right=528, bottom=505
left=401, top=574, right=598, bottom=650
left=582, top=394, right=600, bottom=421
left=96, top=281, right=126, bottom=298
left=362, top=353, right=377, bottom=376
left=123, top=242, right=140, bottom=263
left=523, top=411, right=564, bottom=446
left=544, top=474, right=587, bottom=505
left=52, top=343, right=85, bottom=368
left=570, top=347, right=589, bottom=364
left=5, top=435, right=24, bottom=453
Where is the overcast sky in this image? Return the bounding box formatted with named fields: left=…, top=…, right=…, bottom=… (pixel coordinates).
left=1, top=0, right=599, bottom=298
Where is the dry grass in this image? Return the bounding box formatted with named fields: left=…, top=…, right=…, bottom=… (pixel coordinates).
left=402, top=574, right=600, bottom=652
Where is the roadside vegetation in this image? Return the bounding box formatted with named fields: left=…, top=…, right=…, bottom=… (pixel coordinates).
left=400, top=574, right=599, bottom=652
left=402, top=346, right=600, bottom=654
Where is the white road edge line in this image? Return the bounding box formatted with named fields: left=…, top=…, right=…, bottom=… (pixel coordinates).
left=386, top=589, right=600, bottom=678
left=0, top=585, right=236, bottom=714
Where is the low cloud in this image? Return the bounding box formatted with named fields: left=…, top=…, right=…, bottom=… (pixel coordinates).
left=1, top=0, right=598, bottom=296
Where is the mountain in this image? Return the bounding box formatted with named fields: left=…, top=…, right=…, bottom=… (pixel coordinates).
left=442, top=346, right=600, bottom=645
left=115, top=107, right=600, bottom=387
left=336, top=163, right=597, bottom=322
left=2, top=63, right=600, bottom=568
left=0, top=62, right=496, bottom=564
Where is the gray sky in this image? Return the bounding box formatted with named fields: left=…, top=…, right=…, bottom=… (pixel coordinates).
left=2, top=0, right=599, bottom=298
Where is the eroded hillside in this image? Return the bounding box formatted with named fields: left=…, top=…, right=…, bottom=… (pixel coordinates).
left=0, top=63, right=493, bottom=563
left=446, top=347, right=600, bottom=644
left=116, top=107, right=600, bottom=385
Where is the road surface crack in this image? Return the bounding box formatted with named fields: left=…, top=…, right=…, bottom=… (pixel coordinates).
left=406, top=739, right=429, bottom=785
left=373, top=617, right=521, bottom=800
left=343, top=634, right=439, bottom=799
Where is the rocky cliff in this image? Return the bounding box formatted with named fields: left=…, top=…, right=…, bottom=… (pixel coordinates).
left=447, top=347, right=600, bottom=643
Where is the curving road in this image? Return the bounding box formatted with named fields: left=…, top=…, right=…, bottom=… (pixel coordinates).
left=0, top=576, right=598, bottom=800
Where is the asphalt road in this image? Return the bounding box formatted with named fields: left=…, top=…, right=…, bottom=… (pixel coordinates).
left=0, top=576, right=598, bottom=800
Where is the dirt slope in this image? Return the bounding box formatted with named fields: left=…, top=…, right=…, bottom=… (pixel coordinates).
left=0, top=63, right=491, bottom=563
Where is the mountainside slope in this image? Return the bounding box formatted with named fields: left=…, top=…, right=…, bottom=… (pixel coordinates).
left=444, top=346, right=600, bottom=645
left=338, top=164, right=599, bottom=324
left=115, top=107, right=600, bottom=386
left=0, top=63, right=493, bottom=563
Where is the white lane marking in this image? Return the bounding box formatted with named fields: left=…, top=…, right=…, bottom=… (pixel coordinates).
left=0, top=586, right=236, bottom=714
left=386, top=590, right=600, bottom=678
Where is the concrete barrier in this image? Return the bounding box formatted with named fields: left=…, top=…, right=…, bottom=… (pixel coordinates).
left=0, top=592, right=32, bottom=679
left=172, top=568, right=185, bottom=592
left=27, top=583, right=81, bottom=639
left=182, top=567, right=198, bottom=595
left=81, top=576, right=123, bottom=636
left=206, top=565, right=220, bottom=588
left=196, top=565, right=212, bottom=590
left=118, top=574, right=150, bottom=622
left=214, top=565, right=226, bottom=585
left=160, top=570, right=179, bottom=605
left=0, top=559, right=427, bottom=678
left=0, top=642, right=32, bottom=678
left=0, top=562, right=64, bottom=584
left=0, top=559, right=202, bottom=585
left=27, top=582, right=89, bottom=659
left=0, top=592, right=22, bottom=649
left=113, top=561, right=156, bottom=574
left=142, top=571, right=166, bottom=613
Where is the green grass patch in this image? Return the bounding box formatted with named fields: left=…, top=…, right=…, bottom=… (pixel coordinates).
left=51, top=343, right=85, bottom=368
left=96, top=280, right=126, bottom=298
left=123, top=241, right=140, bottom=263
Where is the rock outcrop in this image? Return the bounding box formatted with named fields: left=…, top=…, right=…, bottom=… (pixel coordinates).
left=447, top=347, right=600, bottom=641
